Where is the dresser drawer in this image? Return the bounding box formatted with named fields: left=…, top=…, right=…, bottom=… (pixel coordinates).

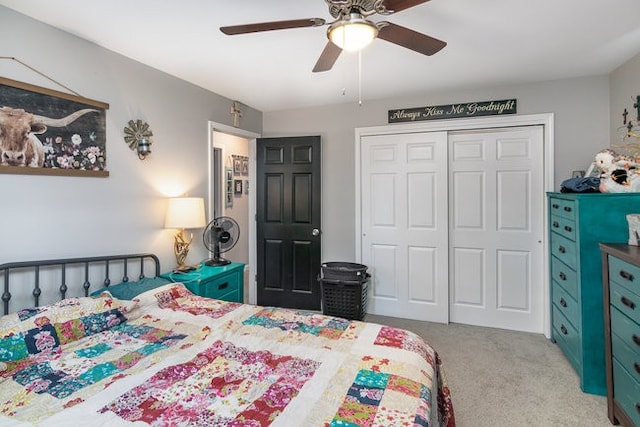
left=610, top=256, right=640, bottom=295
left=552, top=305, right=580, bottom=369
left=612, top=332, right=640, bottom=385
left=611, top=307, right=640, bottom=359
left=552, top=284, right=579, bottom=331
left=549, top=198, right=576, bottom=220
left=550, top=215, right=577, bottom=241
left=551, top=256, right=578, bottom=301
left=611, top=280, right=640, bottom=326
left=551, top=233, right=578, bottom=270
left=613, top=359, right=640, bottom=426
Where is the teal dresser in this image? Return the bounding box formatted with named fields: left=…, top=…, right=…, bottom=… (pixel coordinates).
left=161, top=262, right=245, bottom=303
left=600, top=243, right=640, bottom=427
left=548, top=192, right=640, bottom=396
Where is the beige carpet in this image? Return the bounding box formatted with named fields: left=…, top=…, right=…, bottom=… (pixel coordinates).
left=366, top=314, right=611, bottom=426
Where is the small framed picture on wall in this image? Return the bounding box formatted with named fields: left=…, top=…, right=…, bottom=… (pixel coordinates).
left=234, top=179, right=243, bottom=195
left=233, top=157, right=242, bottom=175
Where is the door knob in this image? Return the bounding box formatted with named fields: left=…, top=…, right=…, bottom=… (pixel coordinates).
left=312, top=228, right=321, bottom=237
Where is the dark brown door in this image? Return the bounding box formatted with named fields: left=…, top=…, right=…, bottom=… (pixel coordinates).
left=256, top=136, right=321, bottom=309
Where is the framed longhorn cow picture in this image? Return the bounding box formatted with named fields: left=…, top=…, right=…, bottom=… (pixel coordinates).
left=0, top=76, right=109, bottom=177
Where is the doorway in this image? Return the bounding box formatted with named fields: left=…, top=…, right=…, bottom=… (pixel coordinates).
left=208, top=122, right=260, bottom=303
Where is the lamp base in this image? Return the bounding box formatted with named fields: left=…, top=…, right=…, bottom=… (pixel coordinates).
left=172, top=264, right=197, bottom=273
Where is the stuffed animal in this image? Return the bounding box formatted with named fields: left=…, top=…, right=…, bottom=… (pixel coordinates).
left=595, top=148, right=640, bottom=192
left=599, top=172, right=640, bottom=192
left=594, top=148, right=638, bottom=176
left=595, top=148, right=617, bottom=175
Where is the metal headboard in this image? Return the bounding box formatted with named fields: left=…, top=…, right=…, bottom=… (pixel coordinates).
left=0, top=253, right=160, bottom=315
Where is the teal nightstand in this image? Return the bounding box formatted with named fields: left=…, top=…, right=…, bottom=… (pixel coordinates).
left=161, top=262, right=244, bottom=303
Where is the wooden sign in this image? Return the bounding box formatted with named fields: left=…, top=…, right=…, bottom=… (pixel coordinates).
left=388, top=99, right=517, bottom=123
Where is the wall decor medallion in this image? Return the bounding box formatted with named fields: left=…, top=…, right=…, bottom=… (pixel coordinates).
left=0, top=76, right=109, bottom=177
left=123, top=119, right=153, bottom=160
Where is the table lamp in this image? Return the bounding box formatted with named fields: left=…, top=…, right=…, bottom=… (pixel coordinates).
left=164, top=197, right=206, bottom=271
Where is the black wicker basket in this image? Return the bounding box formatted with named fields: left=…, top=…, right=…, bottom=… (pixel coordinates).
left=321, top=262, right=368, bottom=281
left=319, top=277, right=368, bottom=320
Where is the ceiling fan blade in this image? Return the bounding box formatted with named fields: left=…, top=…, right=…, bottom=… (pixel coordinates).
left=220, top=18, right=325, bottom=35
left=312, top=42, right=342, bottom=72
left=382, top=0, right=430, bottom=13
left=377, top=22, right=446, bottom=56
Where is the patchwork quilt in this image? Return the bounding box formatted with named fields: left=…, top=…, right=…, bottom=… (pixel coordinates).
left=0, top=284, right=455, bottom=426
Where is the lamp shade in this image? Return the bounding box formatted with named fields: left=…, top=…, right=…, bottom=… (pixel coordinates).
left=328, top=14, right=378, bottom=52
left=165, top=197, right=206, bottom=229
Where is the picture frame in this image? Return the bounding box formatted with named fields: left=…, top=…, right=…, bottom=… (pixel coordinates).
left=233, top=157, right=242, bottom=175
left=225, top=167, right=234, bottom=208
left=241, top=158, right=248, bottom=175
left=244, top=180, right=249, bottom=195
left=0, top=76, right=109, bottom=177
left=234, top=179, right=243, bottom=195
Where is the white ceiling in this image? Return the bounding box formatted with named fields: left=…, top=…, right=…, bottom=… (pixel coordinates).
left=2, top=0, right=640, bottom=112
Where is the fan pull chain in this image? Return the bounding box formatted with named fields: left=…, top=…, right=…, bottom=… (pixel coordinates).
left=358, top=50, right=363, bottom=106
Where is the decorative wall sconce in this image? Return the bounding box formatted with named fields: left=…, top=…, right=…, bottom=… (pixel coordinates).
left=123, top=119, right=153, bottom=160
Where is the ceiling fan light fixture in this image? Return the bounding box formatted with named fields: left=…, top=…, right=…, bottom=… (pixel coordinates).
left=328, top=13, right=378, bottom=52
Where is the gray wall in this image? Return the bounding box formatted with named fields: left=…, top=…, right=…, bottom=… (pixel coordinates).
left=0, top=6, right=262, bottom=277
left=263, top=76, right=611, bottom=262
left=610, top=51, right=640, bottom=146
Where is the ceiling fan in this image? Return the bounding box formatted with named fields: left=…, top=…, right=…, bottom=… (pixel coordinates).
left=220, top=0, right=446, bottom=73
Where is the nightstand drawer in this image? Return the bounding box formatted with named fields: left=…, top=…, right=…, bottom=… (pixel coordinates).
left=551, top=256, right=578, bottom=301
left=611, top=307, right=640, bottom=360
left=613, top=359, right=640, bottom=426
left=552, top=284, right=579, bottom=330
left=553, top=305, right=580, bottom=369
left=161, top=262, right=244, bottom=303
left=550, top=215, right=576, bottom=241
left=551, top=232, right=577, bottom=271
left=549, top=198, right=576, bottom=220
left=611, top=280, right=640, bottom=326
left=202, top=271, right=241, bottom=300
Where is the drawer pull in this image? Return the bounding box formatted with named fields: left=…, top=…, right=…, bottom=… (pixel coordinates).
left=635, top=362, right=640, bottom=375
left=637, top=403, right=640, bottom=415
left=560, top=298, right=567, bottom=308
left=563, top=225, right=572, bottom=232
left=634, top=334, right=640, bottom=346
left=552, top=203, right=559, bottom=209
left=560, top=325, right=568, bottom=335
left=619, top=270, right=634, bottom=281
left=218, top=282, right=229, bottom=291
left=621, top=296, right=636, bottom=310
left=552, top=221, right=559, bottom=228
left=563, top=206, right=572, bottom=213
left=558, top=246, right=566, bottom=254
left=559, top=272, right=567, bottom=281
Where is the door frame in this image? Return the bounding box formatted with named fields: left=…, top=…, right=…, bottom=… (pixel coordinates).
left=208, top=121, right=261, bottom=304
left=355, top=113, right=555, bottom=338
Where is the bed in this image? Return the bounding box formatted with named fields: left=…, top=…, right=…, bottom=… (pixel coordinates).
left=0, top=254, right=455, bottom=426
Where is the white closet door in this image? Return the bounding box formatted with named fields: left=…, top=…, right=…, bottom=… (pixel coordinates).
left=449, top=126, right=544, bottom=333
left=360, top=132, right=449, bottom=323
